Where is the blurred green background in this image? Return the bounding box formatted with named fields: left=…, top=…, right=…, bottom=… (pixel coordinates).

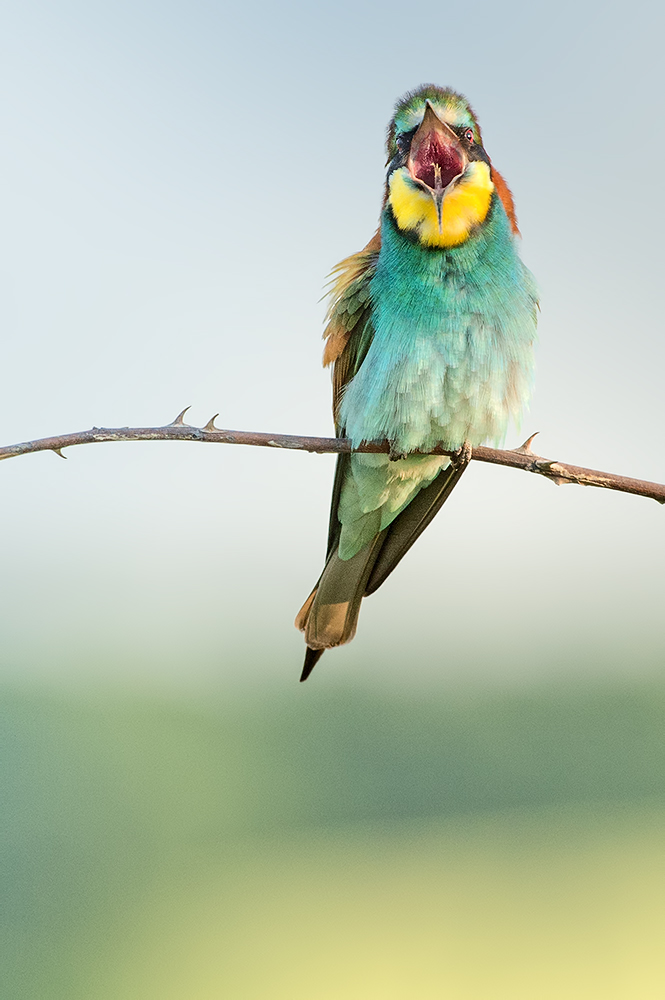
left=2, top=0, right=665, bottom=996
left=3, top=675, right=665, bottom=998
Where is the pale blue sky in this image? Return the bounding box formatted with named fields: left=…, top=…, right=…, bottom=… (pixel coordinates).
left=1, top=0, right=664, bottom=690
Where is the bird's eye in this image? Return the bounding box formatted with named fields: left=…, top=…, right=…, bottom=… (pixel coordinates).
left=464, top=128, right=475, bottom=144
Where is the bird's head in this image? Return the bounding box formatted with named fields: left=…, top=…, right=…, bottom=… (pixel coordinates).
left=385, top=85, right=517, bottom=248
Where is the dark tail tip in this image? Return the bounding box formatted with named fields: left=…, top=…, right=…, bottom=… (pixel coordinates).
left=300, top=647, right=324, bottom=682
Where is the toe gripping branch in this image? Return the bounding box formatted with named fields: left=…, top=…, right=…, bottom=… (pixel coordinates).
left=450, top=440, right=473, bottom=470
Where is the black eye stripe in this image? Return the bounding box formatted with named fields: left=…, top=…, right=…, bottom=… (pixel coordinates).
left=395, top=127, right=417, bottom=151
left=451, top=125, right=475, bottom=142
left=396, top=124, right=477, bottom=144
left=392, top=122, right=484, bottom=164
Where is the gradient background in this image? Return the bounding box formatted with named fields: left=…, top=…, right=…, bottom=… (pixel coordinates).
left=1, top=0, right=665, bottom=996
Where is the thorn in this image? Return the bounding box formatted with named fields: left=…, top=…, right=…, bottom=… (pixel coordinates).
left=535, top=459, right=573, bottom=486
left=53, top=447, right=67, bottom=460
left=513, top=431, right=540, bottom=455
left=203, top=414, right=220, bottom=431
left=170, top=406, right=191, bottom=426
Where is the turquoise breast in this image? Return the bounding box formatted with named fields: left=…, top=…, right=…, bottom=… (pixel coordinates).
left=339, top=196, right=538, bottom=454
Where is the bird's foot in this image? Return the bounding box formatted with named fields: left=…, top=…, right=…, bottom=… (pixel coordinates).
left=388, top=444, right=408, bottom=462
left=450, top=440, right=473, bottom=470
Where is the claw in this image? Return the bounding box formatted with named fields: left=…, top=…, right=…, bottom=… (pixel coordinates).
left=170, top=406, right=191, bottom=426
left=204, top=413, right=220, bottom=431
left=388, top=445, right=408, bottom=462
left=513, top=431, right=540, bottom=455
left=450, top=440, right=472, bottom=469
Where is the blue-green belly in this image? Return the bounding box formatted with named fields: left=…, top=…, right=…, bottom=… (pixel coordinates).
left=336, top=202, right=538, bottom=560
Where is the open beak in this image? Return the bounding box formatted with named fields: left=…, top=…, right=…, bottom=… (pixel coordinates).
left=407, top=101, right=468, bottom=232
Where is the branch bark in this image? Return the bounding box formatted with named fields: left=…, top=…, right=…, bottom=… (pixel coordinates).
left=0, top=408, right=663, bottom=505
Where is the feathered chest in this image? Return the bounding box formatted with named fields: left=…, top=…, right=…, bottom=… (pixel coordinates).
left=339, top=204, right=538, bottom=452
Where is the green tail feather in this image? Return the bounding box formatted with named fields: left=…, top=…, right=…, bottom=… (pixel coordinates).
left=302, top=532, right=386, bottom=651
left=297, top=462, right=467, bottom=678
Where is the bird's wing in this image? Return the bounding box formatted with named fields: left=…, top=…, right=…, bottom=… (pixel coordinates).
left=321, top=232, right=380, bottom=555
left=363, top=460, right=465, bottom=593
left=323, top=230, right=380, bottom=428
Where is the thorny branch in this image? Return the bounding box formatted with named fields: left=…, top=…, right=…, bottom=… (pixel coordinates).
left=0, top=407, right=663, bottom=505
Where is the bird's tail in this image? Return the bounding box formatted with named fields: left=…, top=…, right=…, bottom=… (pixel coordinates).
left=295, top=460, right=467, bottom=681
left=295, top=533, right=386, bottom=681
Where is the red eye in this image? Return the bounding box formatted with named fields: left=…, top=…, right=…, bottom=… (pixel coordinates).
left=464, top=128, right=475, bottom=144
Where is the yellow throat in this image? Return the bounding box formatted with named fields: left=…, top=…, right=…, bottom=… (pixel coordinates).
left=388, top=161, right=494, bottom=247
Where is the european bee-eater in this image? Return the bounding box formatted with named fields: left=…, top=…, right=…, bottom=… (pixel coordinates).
left=296, top=85, right=538, bottom=681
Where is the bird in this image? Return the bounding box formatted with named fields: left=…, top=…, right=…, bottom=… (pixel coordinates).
left=295, top=84, right=538, bottom=681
